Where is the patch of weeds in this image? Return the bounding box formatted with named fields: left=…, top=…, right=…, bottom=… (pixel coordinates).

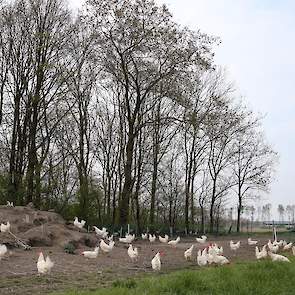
left=112, top=278, right=137, bottom=289
left=64, top=243, right=76, bottom=254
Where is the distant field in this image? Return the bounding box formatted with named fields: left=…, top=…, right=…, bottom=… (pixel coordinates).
left=53, top=257, right=295, bottom=295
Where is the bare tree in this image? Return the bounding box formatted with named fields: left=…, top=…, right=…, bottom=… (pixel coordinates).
left=0, top=0, right=71, bottom=206
left=85, top=0, right=216, bottom=226
left=262, top=203, right=272, bottom=222
left=0, top=0, right=278, bottom=232
left=277, top=204, right=285, bottom=222
left=232, top=127, right=277, bottom=232
left=62, top=17, right=99, bottom=221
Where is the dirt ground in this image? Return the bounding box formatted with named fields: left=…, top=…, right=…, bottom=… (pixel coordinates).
left=0, top=206, right=293, bottom=295
left=0, top=234, right=278, bottom=295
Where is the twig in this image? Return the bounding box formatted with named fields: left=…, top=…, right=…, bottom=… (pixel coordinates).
left=8, top=271, right=35, bottom=276
left=8, top=231, right=31, bottom=250
left=127, top=267, right=149, bottom=271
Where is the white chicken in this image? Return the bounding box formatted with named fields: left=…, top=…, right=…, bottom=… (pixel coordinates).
left=159, top=235, right=169, bottom=243
left=93, top=226, right=108, bottom=238
left=142, top=233, right=148, bottom=240
left=230, top=240, right=240, bottom=251
left=216, top=246, right=223, bottom=255
left=283, top=242, right=293, bottom=251
left=127, top=244, right=138, bottom=262
left=128, top=234, right=135, bottom=242
left=107, top=235, right=113, bottom=242
left=81, top=246, right=99, bottom=258
left=196, top=235, right=207, bottom=244
left=151, top=252, right=163, bottom=271
left=119, top=237, right=129, bottom=243
left=212, top=251, right=229, bottom=265
left=149, top=234, right=156, bottom=243
left=197, top=249, right=207, bottom=266
left=292, top=246, right=295, bottom=256
left=268, top=251, right=290, bottom=262
left=100, top=239, right=115, bottom=253
left=268, top=240, right=279, bottom=253
left=0, top=221, right=10, bottom=233
left=210, top=243, right=223, bottom=255
left=278, top=240, right=284, bottom=247
left=248, top=238, right=258, bottom=245
left=0, top=244, right=7, bottom=260
left=255, top=245, right=267, bottom=260
left=272, top=239, right=279, bottom=246
left=208, top=246, right=216, bottom=255
left=273, top=239, right=284, bottom=247
left=119, top=234, right=135, bottom=244
left=184, top=245, right=194, bottom=261
left=37, top=252, right=54, bottom=274
left=6, top=201, right=14, bottom=207
left=73, top=217, right=85, bottom=230
left=168, top=236, right=180, bottom=247
left=206, top=251, right=214, bottom=265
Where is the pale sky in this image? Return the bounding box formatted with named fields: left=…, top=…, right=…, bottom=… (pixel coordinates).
left=69, top=0, right=295, bottom=218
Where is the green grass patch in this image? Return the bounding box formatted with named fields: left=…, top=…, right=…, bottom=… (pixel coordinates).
left=52, top=256, right=295, bottom=295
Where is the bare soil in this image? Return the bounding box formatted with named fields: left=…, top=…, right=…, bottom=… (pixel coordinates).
left=0, top=236, right=274, bottom=295
left=0, top=206, right=97, bottom=248
left=0, top=206, right=282, bottom=295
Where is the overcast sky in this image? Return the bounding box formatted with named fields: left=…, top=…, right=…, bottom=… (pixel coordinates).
left=69, top=0, right=295, bottom=218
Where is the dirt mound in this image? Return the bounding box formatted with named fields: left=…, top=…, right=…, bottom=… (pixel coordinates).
left=0, top=206, right=98, bottom=248
left=0, top=206, right=64, bottom=232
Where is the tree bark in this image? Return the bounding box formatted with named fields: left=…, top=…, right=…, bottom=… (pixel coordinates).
left=26, top=97, right=39, bottom=204
left=237, top=192, right=242, bottom=232
left=149, top=152, right=158, bottom=227
left=119, top=131, right=135, bottom=226
left=200, top=205, right=205, bottom=234
left=209, top=178, right=217, bottom=233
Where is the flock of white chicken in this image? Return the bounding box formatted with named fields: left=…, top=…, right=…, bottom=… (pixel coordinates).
left=256, top=239, right=294, bottom=262
left=71, top=217, right=295, bottom=271
left=0, top=213, right=295, bottom=275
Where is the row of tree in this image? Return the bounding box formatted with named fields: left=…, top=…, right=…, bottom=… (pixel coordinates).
left=0, top=0, right=277, bottom=233
left=277, top=204, right=295, bottom=222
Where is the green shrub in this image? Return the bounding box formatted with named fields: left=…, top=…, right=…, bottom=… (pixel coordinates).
left=64, top=243, right=76, bottom=254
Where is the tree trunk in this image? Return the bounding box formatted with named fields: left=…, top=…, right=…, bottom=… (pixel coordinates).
left=26, top=99, right=39, bottom=204
left=134, top=189, right=141, bottom=234
left=237, top=200, right=242, bottom=233
left=112, top=172, right=118, bottom=227
left=149, top=153, right=158, bottom=227
left=8, top=93, right=20, bottom=203
left=184, top=183, right=190, bottom=234
left=78, top=171, right=89, bottom=221
left=34, top=164, right=42, bottom=209
left=119, top=131, right=135, bottom=226
left=134, top=132, right=143, bottom=234
left=209, top=181, right=216, bottom=233
left=190, top=175, right=195, bottom=230
left=8, top=89, right=28, bottom=204
left=150, top=103, right=161, bottom=227
left=236, top=182, right=242, bottom=232
left=106, top=169, right=112, bottom=221
left=169, top=200, right=173, bottom=229
left=200, top=205, right=205, bottom=234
